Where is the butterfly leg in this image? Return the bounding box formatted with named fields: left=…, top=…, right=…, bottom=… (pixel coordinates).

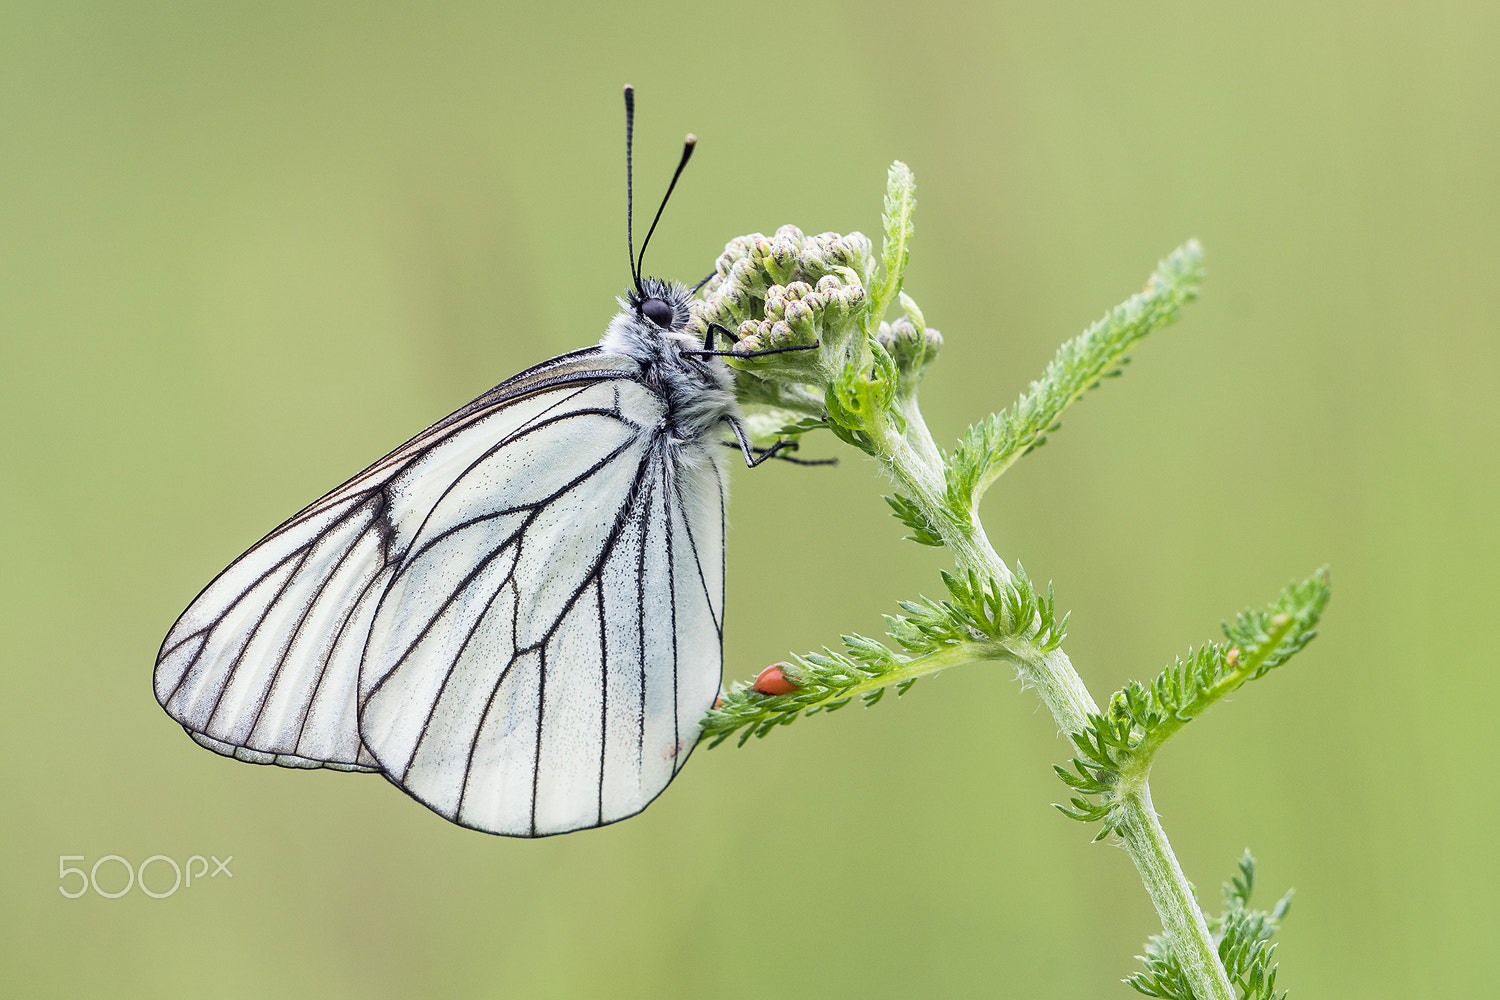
left=721, top=439, right=838, bottom=466
left=701, top=321, right=739, bottom=351
left=727, top=417, right=784, bottom=468
left=684, top=322, right=817, bottom=360
left=724, top=418, right=836, bottom=468
left=685, top=342, right=819, bottom=360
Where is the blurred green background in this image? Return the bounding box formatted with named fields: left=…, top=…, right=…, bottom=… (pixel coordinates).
left=4, top=1, right=1496, bottom=996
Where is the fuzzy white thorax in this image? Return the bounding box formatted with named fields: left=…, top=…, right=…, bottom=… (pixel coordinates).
left=598, top=308, right=741, bottom=448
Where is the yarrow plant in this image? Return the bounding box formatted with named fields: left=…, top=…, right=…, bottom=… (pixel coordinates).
left=694, top=163, right=1329, bottom=999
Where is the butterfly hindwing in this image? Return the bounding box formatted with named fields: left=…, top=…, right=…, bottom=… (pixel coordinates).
left=154, top=487, right=391, bottom=772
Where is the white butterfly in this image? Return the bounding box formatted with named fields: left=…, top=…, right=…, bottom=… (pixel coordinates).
left=153, top=87, right=815, bottom=837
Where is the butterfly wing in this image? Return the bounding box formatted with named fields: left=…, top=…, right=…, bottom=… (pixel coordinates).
left=155, top=481, right=390, bottom=772
left=357, top=378, right=727, bottom=836
left=156, top=347, right=727, bottom=835
left=154, top=349, right=640, bottom=774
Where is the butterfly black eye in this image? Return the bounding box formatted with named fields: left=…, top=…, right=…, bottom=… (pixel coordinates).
left=640, top=297, right=674, bottom=328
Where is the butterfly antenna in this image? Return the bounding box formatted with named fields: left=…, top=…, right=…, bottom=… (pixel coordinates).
left=624, top=84, right=640, bottom=293
left=636, top=133, right=696, bottom=285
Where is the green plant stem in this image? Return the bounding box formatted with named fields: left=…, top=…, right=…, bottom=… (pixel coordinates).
left=1118, top=782, right=1236, bottom=1000
left=873, top=403, right=1098, bottom=732
left=896, top=394, right=946, bottom=472
left=842, top=642, right=993, bottom=704
left=869, top=394, right=1231, bottom=999
left=1024, top=648, right=1101, bottom=746
left=880, top=398, right=1010, bottom=582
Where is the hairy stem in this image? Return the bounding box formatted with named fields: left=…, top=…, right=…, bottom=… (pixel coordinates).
left=876, top=412, right=1008, bottom=585
left=1118, top=781, right=1236, bottom=1000
left=872, top=393, right=1230, bottom=996
left=871, top=405, right=1097, bottom=732
left=896, top=394, right=946, bottom=473
left=1019, top=648, right=1102, bottom=745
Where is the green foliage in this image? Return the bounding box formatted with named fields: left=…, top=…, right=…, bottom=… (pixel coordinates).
left=700, top=635, right=910, bottom=749
left=886, top=566, right=1068, bottom=656
left=824, top=332, right=901, bottom=455
left=884, top=492, right=945, bottom=546
left=869, top=160, right=916, bottom=323
left=697, top=165, right=1314, bottom=998
left=1126, top=852, right=1292, bottom=1000
left=1221, top=571, right=1331, bottom=677
left=1055, top=570, right=1331, bottom=837
left=946, top=241, right=1205, bottom=521
left=775, top=414, right=833, bottom=438
left=701, top=566, right=1066, bottom=748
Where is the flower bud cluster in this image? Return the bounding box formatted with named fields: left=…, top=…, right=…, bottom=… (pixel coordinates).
left=691, top=226, right=874, bottom=381
left=735, top=274, right=866, bottom=355
left=876, top=314, right=943, bottom=393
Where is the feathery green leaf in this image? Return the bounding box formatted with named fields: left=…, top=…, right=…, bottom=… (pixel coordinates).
left=702, top=565, right=1067, bottom=748
left=883, top=493, right=946, bottom=546
left=947, top=241, right=1204, bottom=520
left=870, top=160, right=916, bottom=323
left=1055, top=569, right=1330, bottom=833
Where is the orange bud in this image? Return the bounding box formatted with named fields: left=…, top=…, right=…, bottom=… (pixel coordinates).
left=752, top=663, right=797, bottom=696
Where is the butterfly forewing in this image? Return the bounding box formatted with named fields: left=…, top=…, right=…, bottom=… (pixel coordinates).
left=155, top=349, right=729, bottom=836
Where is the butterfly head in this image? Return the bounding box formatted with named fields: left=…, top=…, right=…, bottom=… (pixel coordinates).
left=628, top=277, right=692, bottom=332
